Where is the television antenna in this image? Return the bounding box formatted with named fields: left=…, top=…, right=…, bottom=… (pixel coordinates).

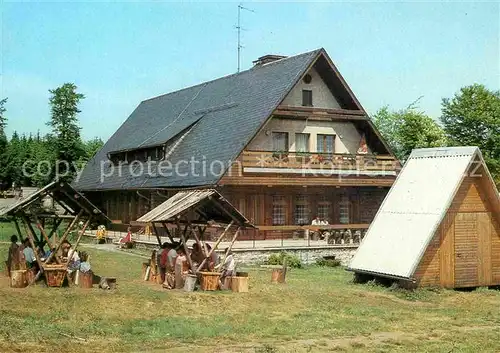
left=236, top=3, right=254, bottom=73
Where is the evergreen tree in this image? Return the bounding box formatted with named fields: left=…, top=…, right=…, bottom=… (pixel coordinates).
left=47, top=83, right=85, bottom=181
left=0, top=98, right=8, bottom=187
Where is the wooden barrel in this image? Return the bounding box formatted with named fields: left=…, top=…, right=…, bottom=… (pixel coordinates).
left=199, top=272, right=220, bottom=291
left=231, top=276, right=248, bottom=293
left=79, top=271, right=93, bottom=288
left=184, top=274, right=197, bottom=292
left=10, top=270, right=28, bottom=288
left=271, top=269, right=286, bottom=283
left=222, top=276, right=232, bottom=290
left=25, top=268, right=35, bottom=285
left=44, top=265, right=67, bottom=287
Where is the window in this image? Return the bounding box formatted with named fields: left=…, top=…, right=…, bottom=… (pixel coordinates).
left=295, top=133, right=310, bottom=153
left=294, top=195, right=310, bottom=225
left=303, top=74, right=312, bottom=84
left=317, top=196, right=331, bottom=222
left=109, top=146, right=165, bottom=165
left=272, top=132, right=289, bottom=152
left=272, top=196, right=286, bottom=225
left=302, top=89, right=313, bottom=107
left=339, top=193, right=350, bottom=224
left=317, top=134, right=335, bottom=154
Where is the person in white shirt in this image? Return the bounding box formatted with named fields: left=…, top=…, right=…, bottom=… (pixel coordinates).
left=22, top=239, right=36, bottom=267
left=221, top=248, right=236, bottom=278
left=311, top=216, right=321, bottom=226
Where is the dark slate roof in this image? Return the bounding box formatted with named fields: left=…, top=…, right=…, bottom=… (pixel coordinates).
left=74, top=49, right=322, bottom=190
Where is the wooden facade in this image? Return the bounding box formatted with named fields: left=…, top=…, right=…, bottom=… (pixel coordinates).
left=80, top=49, right=400, bottom=241
left=414, top=176, right=500, bottom=288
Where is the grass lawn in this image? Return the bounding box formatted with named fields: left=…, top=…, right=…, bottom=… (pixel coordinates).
left=0, top=244, right=499, bottom=353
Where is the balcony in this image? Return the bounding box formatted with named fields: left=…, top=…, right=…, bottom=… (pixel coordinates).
left=240, top=151, right=399, bottom=177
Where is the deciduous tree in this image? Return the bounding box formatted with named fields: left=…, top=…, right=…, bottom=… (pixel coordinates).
left=440, top=84, right=500, bottom=187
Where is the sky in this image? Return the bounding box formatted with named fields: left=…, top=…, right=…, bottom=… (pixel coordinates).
left=1, top=1, right=499, bottom=141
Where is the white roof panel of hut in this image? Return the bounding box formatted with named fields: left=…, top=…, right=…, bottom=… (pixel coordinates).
left=136, top=189, right=253, bottom=227
left=348, top=146, right=497, bottom=279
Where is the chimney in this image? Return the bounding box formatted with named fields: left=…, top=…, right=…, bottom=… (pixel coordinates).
left=253, top=54, right=287, bottom=66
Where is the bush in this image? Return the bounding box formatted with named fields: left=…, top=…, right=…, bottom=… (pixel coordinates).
left=316, top=258, right=341, bottom=267
left=267, top=251, right=302, bottom=268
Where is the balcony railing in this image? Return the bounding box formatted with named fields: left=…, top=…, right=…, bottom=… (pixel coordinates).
left=241, top=151, right=399, bottom=173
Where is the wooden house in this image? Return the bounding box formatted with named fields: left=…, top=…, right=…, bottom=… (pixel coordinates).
left=75, top=48, right=399, bottom=240
left=349, top=147, right=500, bottom=288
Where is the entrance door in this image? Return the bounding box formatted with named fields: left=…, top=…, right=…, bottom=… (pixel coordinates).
left=454, top=213, right=479, bottom=287
left=453, top=212, right=492, bottom=287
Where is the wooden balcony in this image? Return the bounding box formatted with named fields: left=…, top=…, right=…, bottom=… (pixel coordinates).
left=240, top=151, right=399, bottom=176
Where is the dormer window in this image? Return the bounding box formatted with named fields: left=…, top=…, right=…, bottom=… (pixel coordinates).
left=302, top=90, right=313, bottom=107
left=108, top=146, right=165, bottom=165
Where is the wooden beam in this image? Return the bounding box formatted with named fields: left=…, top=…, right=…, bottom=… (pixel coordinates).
left=33, top=215, right=53, bottom=248
left=68, top=217, right=92, bottom=264
left=13, top=218, right=23, bottom=239
left=217, top=227, right=240, bottom=273
left=44, top=210, right=83, bottom=265
left=275, top=105, right=366, bottom=116
left=150, top=222, right=163, bottom=246
left=48, top=193, right=75, bottom=215
left=21, top=216, right=44, bottom=285
left=160, top=222, right=175, bottom=243
left=23, top=217, right=41, bottom=246
left=179, top=223, right=196, bottom=274
left=209, top=197, right=241, bottom=225
left=196, top=221, right=234, bottom=272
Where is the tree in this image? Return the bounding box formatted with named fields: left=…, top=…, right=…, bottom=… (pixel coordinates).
left=440, top=84, right=500, bottom=187
left=47, top=83, right=85, bottom=181
left=84, top=137, right=104, bottom=160
left=372, top=106, right=448, bottom=161
left=0, top=98, right=8, bottom=187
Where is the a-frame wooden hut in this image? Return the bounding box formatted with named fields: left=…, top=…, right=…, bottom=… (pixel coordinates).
left=348, top=147, right=500, bottom=288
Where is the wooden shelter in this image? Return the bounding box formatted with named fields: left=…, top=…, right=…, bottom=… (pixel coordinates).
left=0, top=181, right=109, bottom=285
left=136, top=189, right=254, bottom=275
left=349, top=147, right=500, bottom=288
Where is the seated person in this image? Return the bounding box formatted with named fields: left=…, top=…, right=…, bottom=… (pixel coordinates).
left=311, top=216, right=321, bottom=226
left=22, top=238, right=36, bottom=269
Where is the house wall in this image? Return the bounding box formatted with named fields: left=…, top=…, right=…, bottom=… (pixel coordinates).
left=220, top=185, right=388, bottom=240
left=87, top=186, right=389, bottom=241
left=247, top=117, right=366, bottom=154
left=414, top=176, right=500, bottom=288
left=282, top=67, right=341, bottom=109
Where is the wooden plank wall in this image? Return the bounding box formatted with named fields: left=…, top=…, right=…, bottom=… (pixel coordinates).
left=453, top=213, right=479, bottom=287
left=220, top=186, right=388, bottom=240
left=414, top=175, right=500, bottom=288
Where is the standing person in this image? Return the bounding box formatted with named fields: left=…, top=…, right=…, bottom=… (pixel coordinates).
left=205, top=244, right=220, bottom=271
left=220, top=248, right=236, bottom=281
left=161, top=243, right=178, bottom=289
left=7, top=235, right=22, bottom=275
left=158, top=242, right=169, bottom=283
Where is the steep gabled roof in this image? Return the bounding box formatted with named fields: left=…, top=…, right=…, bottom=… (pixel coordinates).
left=75, top=48, right=392, bottom=191
left=348, top=146, right=500, bottom=280
left=75, top=49, right=323, bottom=190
